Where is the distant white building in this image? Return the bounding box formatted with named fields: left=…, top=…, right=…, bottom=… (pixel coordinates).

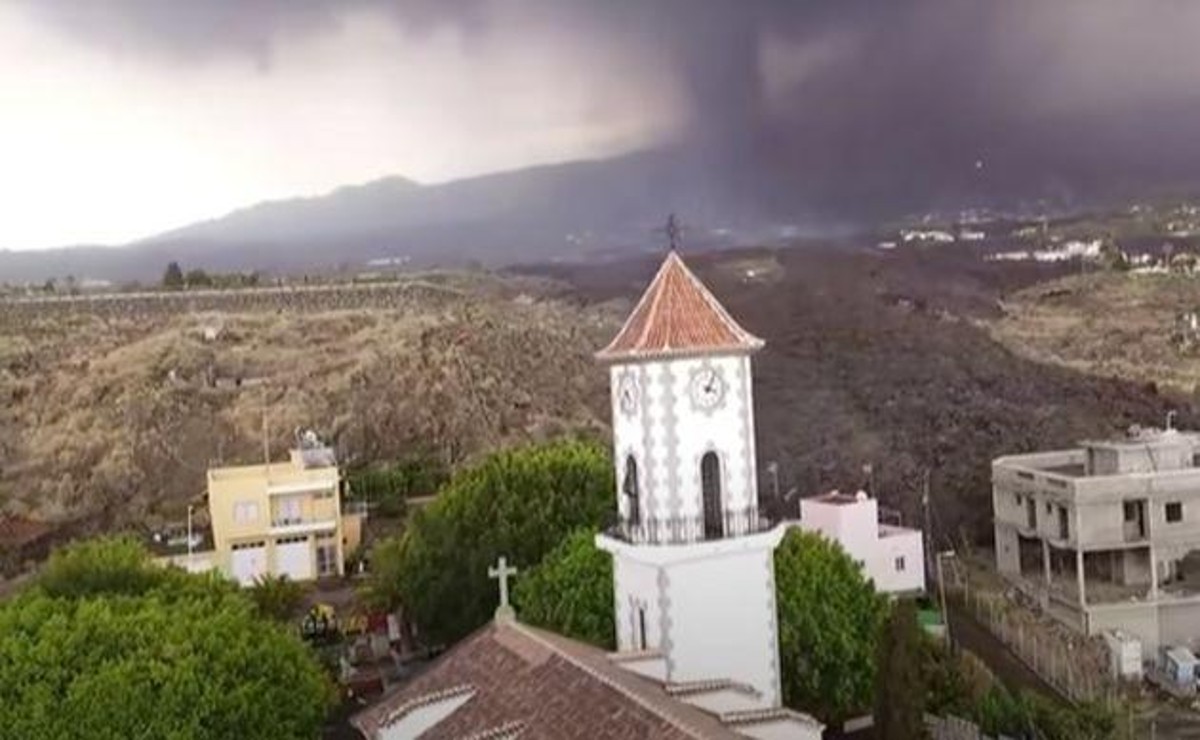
left=901, top=228, right=955, bottom=244
left=799, top=490, right=926, bottom=595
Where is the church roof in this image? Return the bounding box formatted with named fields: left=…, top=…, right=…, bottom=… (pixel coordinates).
left=351, top=619, right=745, bottom=740
left=596, top=251, right=764, bottom=362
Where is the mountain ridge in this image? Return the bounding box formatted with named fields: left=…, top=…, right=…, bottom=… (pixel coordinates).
left=2, top=147, right=763, bottom=283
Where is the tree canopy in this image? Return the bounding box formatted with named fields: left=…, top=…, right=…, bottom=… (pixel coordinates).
left=775, top=529, right=888, bottom=724
left=371, top=438, right=613, bottom=644
left=162, top=261, right=184, bottom=290
left=0, top=537, right=333, bottom=740
left=512, top=527, right=614, bottom=649
left=874, top=599, right=928, bottom=739
left=248, top=573, right=307, bottom=622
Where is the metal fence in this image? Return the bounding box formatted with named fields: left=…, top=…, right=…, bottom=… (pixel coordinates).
left=950, top=582, right=1119, bottom=705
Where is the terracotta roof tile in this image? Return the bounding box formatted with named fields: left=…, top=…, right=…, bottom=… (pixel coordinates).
left=351, top=620, right=743, bottom=740
left=597, top=252, right=763, bottom=361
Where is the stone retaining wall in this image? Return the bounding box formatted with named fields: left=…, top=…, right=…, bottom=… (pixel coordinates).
left=0, top=281, right=473, bottom=326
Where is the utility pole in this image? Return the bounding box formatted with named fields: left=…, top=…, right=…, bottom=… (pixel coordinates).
left=187, top=504, right=194, bottom=571
left=937, top=550, right=953, bottom=649
left=922, top=469, right=934, bottom=588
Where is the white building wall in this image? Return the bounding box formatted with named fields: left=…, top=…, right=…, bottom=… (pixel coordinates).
left=599, top=529, right=786, bottom=709
left=664, top=544, right=781, bottom=708
left=800, top=497, right=877, bottom=562
left=868, top=531, right=926, bottom=593
left=612, top=555, right=663, bottom=652
left=799, top=497, right=927, bottom=594
left=610, top=354, right=758, bottom=526
left=666, top=355, right=758, bottom=517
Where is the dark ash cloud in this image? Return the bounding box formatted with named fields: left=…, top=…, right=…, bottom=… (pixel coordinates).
left=19, top=0, right=1200, bottom=219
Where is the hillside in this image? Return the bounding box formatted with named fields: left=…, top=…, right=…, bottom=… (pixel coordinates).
left=987, top=272, right=1200, bottom=394
left=0, top=272, right=616, bottom=532
left=4, top=247, right=1197, bottom=558
left=535, top=246, right=1198, bottom=545
left=0, top=148, right=763, bottom=284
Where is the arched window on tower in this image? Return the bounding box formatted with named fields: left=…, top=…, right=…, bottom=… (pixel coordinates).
left=701, top=451, right=723, bottom=539
left=623, top=455, right=640, bottom=528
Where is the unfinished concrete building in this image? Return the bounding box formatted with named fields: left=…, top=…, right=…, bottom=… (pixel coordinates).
left=993, top=426, right=1200, bottom=660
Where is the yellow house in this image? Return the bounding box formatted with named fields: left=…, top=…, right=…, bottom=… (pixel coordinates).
left=207, top=440, right=363, bottom=586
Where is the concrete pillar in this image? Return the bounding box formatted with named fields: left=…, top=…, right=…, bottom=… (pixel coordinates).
left=1042, top=539, right=1052, bottom=586
left=1041, top=539, right=1053, bottom=609
left=1076, top=548, right=1087, bottom=607
left=1150, top=544, right=1159, bottom=600
left=1074, top=504, right=1087, bottom=607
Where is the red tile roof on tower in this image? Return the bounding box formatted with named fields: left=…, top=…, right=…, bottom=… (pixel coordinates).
left=596, top=251, right=764, bottom=361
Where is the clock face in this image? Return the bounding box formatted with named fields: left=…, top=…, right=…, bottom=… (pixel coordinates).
left=617, top=373, right=639, bottom=416
left=689, top=367, right=726, bottom=411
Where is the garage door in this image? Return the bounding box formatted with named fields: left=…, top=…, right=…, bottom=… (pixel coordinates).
left=275, top=536, right=313, bottom=582
left=231, top=542, right=267, bottom=586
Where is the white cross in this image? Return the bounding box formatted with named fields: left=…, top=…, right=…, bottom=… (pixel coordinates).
left=488, top=556, right=519, bottom=619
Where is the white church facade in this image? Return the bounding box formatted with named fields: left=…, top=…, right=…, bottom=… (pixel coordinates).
left=355, top=249, right=826, bottom=739
left=595, top=251, right=808, bottom=728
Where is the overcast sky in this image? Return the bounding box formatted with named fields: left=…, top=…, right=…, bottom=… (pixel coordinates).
left=5, top=0, right=1200, bottom=251
left=0, top=1, right=682, bottom=250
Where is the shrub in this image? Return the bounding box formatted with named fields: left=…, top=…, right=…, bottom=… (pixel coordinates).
left=513, top=528, right=614, bottom=649
left=370, top=438, right=612, bottom=643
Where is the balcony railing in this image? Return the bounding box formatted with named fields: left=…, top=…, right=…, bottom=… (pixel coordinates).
left=604, top=505, right=775, bottom=546
left=269, top=516, right=337, bottom=534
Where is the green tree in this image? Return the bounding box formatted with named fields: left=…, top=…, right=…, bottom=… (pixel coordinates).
left=512, top=528, right=614, bottom=649
left=248, top=573, right=306, bottom=622
left=1097, top=237, right=1129, bottom=272
left=874, top=599, right=927, bottom=739
left=37, top=535, right=166, bottom=599
left=162, top=261, right=185, bottom=290
left=347, top=456, right=447, bottom=518
left=371, top=438, right=613, bottom=644
left=0, top=537, right=333, bottom=739
left=775, top=529, right=887, bottom=725
left=185, top=268, right=213, bottom=288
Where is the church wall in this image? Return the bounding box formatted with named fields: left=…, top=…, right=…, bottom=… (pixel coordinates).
left=612, top=555, right=663, bottom=652
left=662, top=544, right=781, bottom=707
left=667, top=354, right=758, bottom=519
left=609, top=354, right=758, bottom=527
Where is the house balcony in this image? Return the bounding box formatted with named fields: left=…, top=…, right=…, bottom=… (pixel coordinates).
left=269, top=516, right=337, bottom=537
left=604, top=506, right=774, bottom=546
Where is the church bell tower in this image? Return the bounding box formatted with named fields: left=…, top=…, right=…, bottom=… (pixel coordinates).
left=595, top=248, right=785, bottom=708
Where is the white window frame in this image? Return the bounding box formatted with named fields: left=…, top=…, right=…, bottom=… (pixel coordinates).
left=233, top=501, right=259, bottom=524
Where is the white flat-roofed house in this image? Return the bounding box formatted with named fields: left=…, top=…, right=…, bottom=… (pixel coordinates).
left=993, top=424, right=1200, bottom=661
left=799, top=490, right=926, bottom=595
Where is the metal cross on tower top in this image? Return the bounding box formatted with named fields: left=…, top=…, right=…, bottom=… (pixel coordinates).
left=660, top=213, right=682, bottom=252
left=488, top=555, right=519, bottom=620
